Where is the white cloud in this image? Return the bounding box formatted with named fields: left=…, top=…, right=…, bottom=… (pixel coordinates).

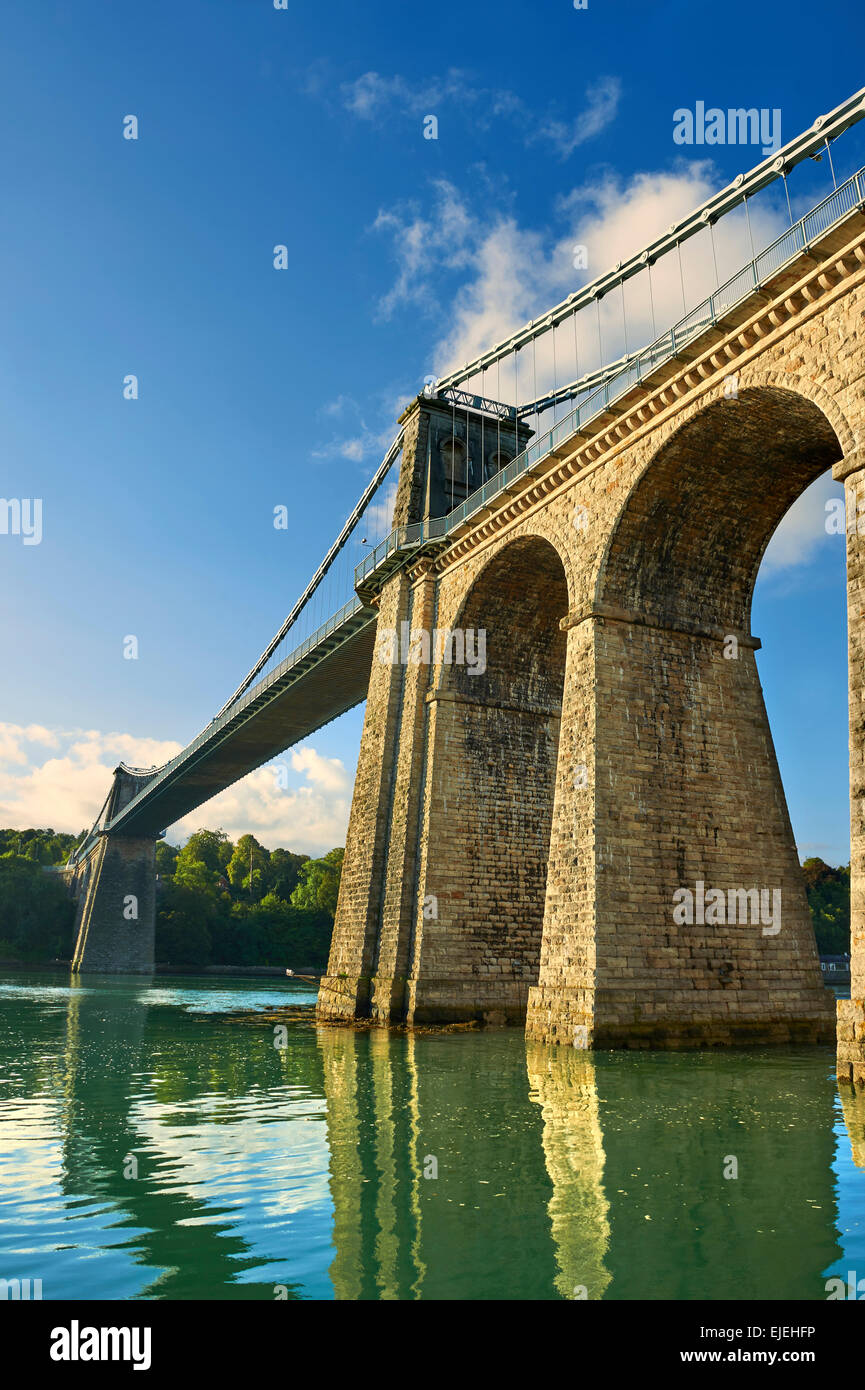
left=760, top=472, right=843, bottom=574
left=0, top=724, right=60, bottom=767
left=432, top=216, right=560, bottom=376
left=0, top=724, right=182, bottom=833
left=0, top=724, right=352, bottom=856
left=339, top=70, right=620, bottom=160
left=339, top=438, right=365, bottom=462
left=341, top=70, right=413, bottom=120
left=311, top=386, right=410, bottom=467
left=290, top=745, right=350, bottom=796
left=374, top=162, right=786, bottom=387
left=531, top=77, right=622, bottom=159
left=174, top=746, right=351, bottom=854
left=372, top=179, right=475, bottom=322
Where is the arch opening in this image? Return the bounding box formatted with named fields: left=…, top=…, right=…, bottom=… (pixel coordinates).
left=599, top=386, right=842, bottom=634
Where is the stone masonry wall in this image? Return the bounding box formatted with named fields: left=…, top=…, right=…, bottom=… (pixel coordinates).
left=71, top=835, right=156, bottom=974
left=838, top=450, right=865, bottom=1083
left=589, top=621, right=830, bottom=1045
left=318, top=571, right=412, bottom=1020
left=405, top=537, right=567, bottom=1023
left=369, top=567, right=437, bottom=1021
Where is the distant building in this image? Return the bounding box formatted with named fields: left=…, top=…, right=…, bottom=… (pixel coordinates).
left=820, top=955, right=851, bottom=980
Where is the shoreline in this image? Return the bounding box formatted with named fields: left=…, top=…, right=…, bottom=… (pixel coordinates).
left=0, top=959, right=323, bottom=980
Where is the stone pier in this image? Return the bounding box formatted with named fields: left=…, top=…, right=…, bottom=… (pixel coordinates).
left=69, top=766, right=158, bottom=974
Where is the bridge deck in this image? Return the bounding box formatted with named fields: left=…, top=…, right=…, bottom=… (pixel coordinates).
left=109, top=604, right=377, bottom=839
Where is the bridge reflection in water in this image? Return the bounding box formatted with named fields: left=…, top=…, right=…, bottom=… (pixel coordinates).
left=5, top=974, right=861, bottom=1301
left=526, top=1046, right=612, bottom=1300
left=317, top=1028, right=558, bottom=1299
left=317, top=1028, right=848, bottom=1301
left=839, top=1086, right=865, bottom=1171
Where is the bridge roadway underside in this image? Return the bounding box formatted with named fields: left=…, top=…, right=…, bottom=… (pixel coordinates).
left=113, top=617, right=377, bottom=839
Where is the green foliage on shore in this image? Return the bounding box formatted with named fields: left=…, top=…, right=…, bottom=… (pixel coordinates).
left=0, top=827, right=82, bottom=865
left=0, top=852, right=76, bottom=961
left=290, top=847, right=344, bottom=916
left=0, top=825, right=341, bottom=970
left=0, top=828, right=81, bottom=960
left=802, top=858, right=850, bottom=956
left=154, top=831, right=339, bottom=970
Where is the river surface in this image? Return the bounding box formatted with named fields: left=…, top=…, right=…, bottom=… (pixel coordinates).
left=0, top=969, right=863, bottom=1300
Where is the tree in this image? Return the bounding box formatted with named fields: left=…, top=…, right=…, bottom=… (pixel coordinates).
left=226, top=834, right=269, bottom=897
left=0, top=827, right=81, bottom=866
left=155, top=882, right=213, bottom=969
left=265, top=848, right=308, bottom=902
left=173, top=832, right=233, bottom=898
left=155, top=841, right=180, bottom=877
left=0, top=852, right=76, bottom=960
left=802, top=857, right=850, bottom=955
left=174, top=855, right=222, bottom=898
left=290, top=848, right=344, bottom=918
left=177, top=829, right=232, bottom=876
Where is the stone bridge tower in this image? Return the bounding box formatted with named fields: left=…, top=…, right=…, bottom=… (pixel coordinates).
left=69, top=765, right=159, bottom=974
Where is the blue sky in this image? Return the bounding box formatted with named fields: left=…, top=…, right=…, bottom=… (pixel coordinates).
left=0, top=0, right=862, bottom=859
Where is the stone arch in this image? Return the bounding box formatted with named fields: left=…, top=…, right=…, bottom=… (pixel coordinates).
left=438, top=532, right=569, bottom=704
left=434, top=515, right=578, bottom=655
left=413, top=533, right=571, bottom=1024
left=595, top=382, right=845, bottom=633
left=750, top=366, right=855, bottom=456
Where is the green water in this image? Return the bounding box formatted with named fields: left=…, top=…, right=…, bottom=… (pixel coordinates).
left=0, top=970, right=863, bottom=1301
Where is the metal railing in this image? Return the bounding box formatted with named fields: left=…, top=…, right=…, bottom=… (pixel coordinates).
left=435, top=86, right=865, bottom=392
left=355, top=517, right=448, bottom=586
left=357, top=165, right=865, bottom=592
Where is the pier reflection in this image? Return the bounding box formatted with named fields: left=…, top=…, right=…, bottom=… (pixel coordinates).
left=317, top=1026, right=559, bottom=1299
left=525, top=1043, right=611, bottom=1299
left=839, top=1084, right=865, bottom=1170
left=319, top=1030, right=846, bottom=1300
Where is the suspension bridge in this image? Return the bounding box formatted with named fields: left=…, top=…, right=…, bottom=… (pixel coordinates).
left=66, top=87, right=865, bottom=1078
